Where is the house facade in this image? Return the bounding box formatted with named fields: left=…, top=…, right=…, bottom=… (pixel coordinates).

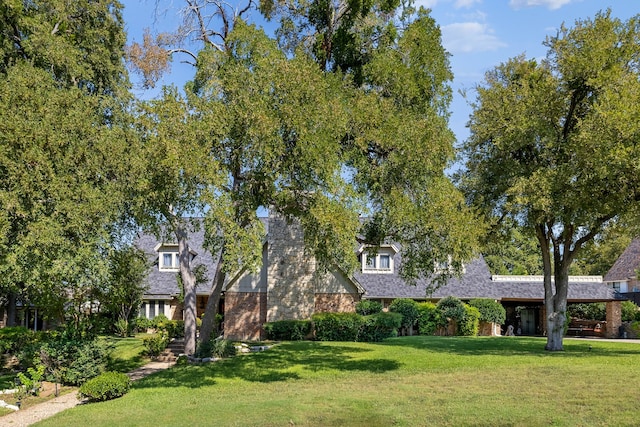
left=136, top=214, right=623, bottom=340
left=604, top=238, right=640, bottom=304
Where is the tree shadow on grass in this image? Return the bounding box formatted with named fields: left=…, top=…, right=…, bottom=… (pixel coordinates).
left=133, top=341, right=400, bottom=389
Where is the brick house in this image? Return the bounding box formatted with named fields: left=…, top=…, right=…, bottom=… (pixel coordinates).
left=136, top=213, right=623, bottom=340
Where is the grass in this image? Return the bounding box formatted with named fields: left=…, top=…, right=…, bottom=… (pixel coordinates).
left=32, top=336, right=640, bottom=427
left=102, top=334, right=150, bottom=373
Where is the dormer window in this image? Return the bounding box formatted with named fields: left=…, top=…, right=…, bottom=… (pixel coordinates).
left=360, top=245, right=397, bottom=274
left=155, top=243, right=197, bottom=272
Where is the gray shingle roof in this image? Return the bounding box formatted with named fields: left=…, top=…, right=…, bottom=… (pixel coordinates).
left=356, top=255, right=619, bottom=302
left=603, top=238, right=640, bottom=282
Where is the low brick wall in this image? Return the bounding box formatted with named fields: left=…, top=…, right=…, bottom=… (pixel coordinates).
left=224, top=292, right=267, bottom=341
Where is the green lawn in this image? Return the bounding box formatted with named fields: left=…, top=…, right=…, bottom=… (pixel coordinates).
left=102, top=335, right=149, bottom=373
left=35, top=336, right=640, bottom=426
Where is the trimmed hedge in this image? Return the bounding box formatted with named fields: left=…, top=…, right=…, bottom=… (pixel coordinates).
left=355, top=300, right=383, bottom=316
left=359, top=312, right=402, bottom=342
left=79, top=371, right=131, bottom=402
left=468, top=298, right=506, bottom=324
left=312, top=312, right=363, bottom=341
left=458, top=305, right=481, bottom=336
left=264, top=320, right=312, bottom=340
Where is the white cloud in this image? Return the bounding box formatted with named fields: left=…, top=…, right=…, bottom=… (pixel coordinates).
left=454, top=0, right=482, bottom=8
left=441, top=22, right=507, bottom=54
left=509, top=0, right=574, bottom=10
left=415, top=0, right=439, bottom=8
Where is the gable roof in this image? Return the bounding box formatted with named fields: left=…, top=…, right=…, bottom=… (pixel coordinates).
left=603, top=238, right=640, bottom=282
left=356, top=254, right=619, bottom=302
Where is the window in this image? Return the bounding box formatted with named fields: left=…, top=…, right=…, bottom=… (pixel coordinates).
left=362, top=250, right=394, bottom=274
left=160, top=252, right=179, bottom=270
left=149, top=302, right=156, bottom=319
left=158, top=300, right=165, bottom=316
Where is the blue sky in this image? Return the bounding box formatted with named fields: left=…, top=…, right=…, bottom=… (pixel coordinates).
left=122, top=0, right=638, bottom=146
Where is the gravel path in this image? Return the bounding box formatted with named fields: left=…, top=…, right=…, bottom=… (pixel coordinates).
left=0, top=360, right=175, bottom=427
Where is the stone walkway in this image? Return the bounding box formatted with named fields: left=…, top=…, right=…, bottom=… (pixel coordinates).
left=0, top=360, right=175, bottom=427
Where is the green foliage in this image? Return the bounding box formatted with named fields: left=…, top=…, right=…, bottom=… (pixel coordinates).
left=79, top=371, right=131, bottom=402
left=0, top=326, right=36, bottom=355
left=461, top=10, right=640, bottom=350
left=195, top=338, right=237, bottom=358
left=134, top=316, right=153, bottom=331
left=359, top=312, right=402, bottom=342
left=458, top=305, right=480, bottom=337
left=114, top=319, right=130, bottom=338
left=38, top=331, right=108, bottom=385
left=312, top=312, right=363, bottom=341
left=416, top=302, right=445, bottom=335
left=388, top=298, right=420, bottom=329
left=468, top=299, right=506, bottom=324
left=568, top=303, right=606, bottom=321
left=436, top=297, right=466, bottom=323
left=212, top=339, right=237, bottom=358
left=15, top=364, right=45, bottom=398
left=482, top=220, right=542, bottom=275
left=621, top=301, right=639, bottom=322
left=142, top=334, right=168, bottom=358
left=355, top=300, right=383, bottom=316
left=264, top=320, right=312, bottom=341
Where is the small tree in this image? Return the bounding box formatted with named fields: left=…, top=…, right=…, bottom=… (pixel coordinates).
left=355, top=300, right=383, bottom=316
left=468, top=299, right=506, bottom=325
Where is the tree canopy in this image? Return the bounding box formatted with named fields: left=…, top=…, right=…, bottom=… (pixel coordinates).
left=461, top=10, right=640, bottom=350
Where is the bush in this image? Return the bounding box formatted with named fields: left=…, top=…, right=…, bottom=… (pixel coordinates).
left=359, top=312, right=402, bottom=342
left=114, top=319, right=129, bottom=338
left=195, top=338, right=236, bottom=358
left=0, top=326, right=37, bottom=355
left=388, top=299, right=419, bottom=329
left=468, top=299, right=506, bottom=324
left=134, top=316, right=153, bottom=331
left=312, top=312, right=363, bottom=341
left=568, top=303, right=606, bottom=321
left=142, top=334, right=168, bottom=357
left=437, top=296, right=466, bottom=323
left=38, top=331, right=108, bottom=385
left=458, top=305, right=480, bottom=336
left=79, top=371, right=131, bottom=402
left=264, top=320, right=312, bottom=340
left=165, top=320, right=185, bottom=339
left=355, top=300, right=383, bottom=316
left=621, top=301, right=639, bottom=322
left=417, top=302, right=445, bottom=335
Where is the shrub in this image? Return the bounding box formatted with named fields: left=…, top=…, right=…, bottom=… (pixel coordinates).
left=312, top=312, right=363, bottom=341
left=134, top=316, right=153, bottom=331
left=15, top=364, right=45, bottom=398
left=38, top=331, right=108, bottom=385
left=165, top=320, right=185, bottom=339
left=142, top=334, right=168, bottom=357
left=621, top=301, right=639, bottom=322
left=264, top=320, right=312, bottom=340
left=355, top=300, right=383, bottom=316
left=0, top=326, right=36, bottom=355
left=468, top=299, right=506, bottom=324
left=79, top=371, right=131, bottom=402
left=388, top=298, right=419, bottom=330
left=437, top=296, right=466, bottom=322
left=417, top=302, right=445, bottom=335
left=568, top=303, right=606, bottom=321
left=114, top=319, right=129, bottom=338
left=152, top=314, right=170, bottom=330
left=359, top=312, right=402, bottom=342
left=458, top=305, right=480, bottom=336
left=195, top=338, right=236, bottom=358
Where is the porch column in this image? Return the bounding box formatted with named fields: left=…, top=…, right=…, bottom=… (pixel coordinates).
left=605, top=301, right=622, bottom=338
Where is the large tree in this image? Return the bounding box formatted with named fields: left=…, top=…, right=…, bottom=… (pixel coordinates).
left=461, top=10, right=640, bottom=351
left=130, top=0, right=479, bottom=348
left=0, top=0, right=134, bottom=325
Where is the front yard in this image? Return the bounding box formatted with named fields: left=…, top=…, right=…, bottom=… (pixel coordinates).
left=31, top=336, right=640, bottom=426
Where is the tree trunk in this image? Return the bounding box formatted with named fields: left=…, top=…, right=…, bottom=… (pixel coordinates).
left=177, top=226, right=197, bottom=355
left=6, top=292, right=17, bottom=327
left=199, top=250, right=226, bottom=344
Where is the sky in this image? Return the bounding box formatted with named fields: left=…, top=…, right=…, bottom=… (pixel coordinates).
left=121, top=0, right=639, bottom=148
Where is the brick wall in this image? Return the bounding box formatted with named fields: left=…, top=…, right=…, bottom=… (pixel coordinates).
left=605, top=300, right=622, bottom=338
left=314, top=293, right=359, bottom=313
left=224, top=292, right=267, bottom=341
